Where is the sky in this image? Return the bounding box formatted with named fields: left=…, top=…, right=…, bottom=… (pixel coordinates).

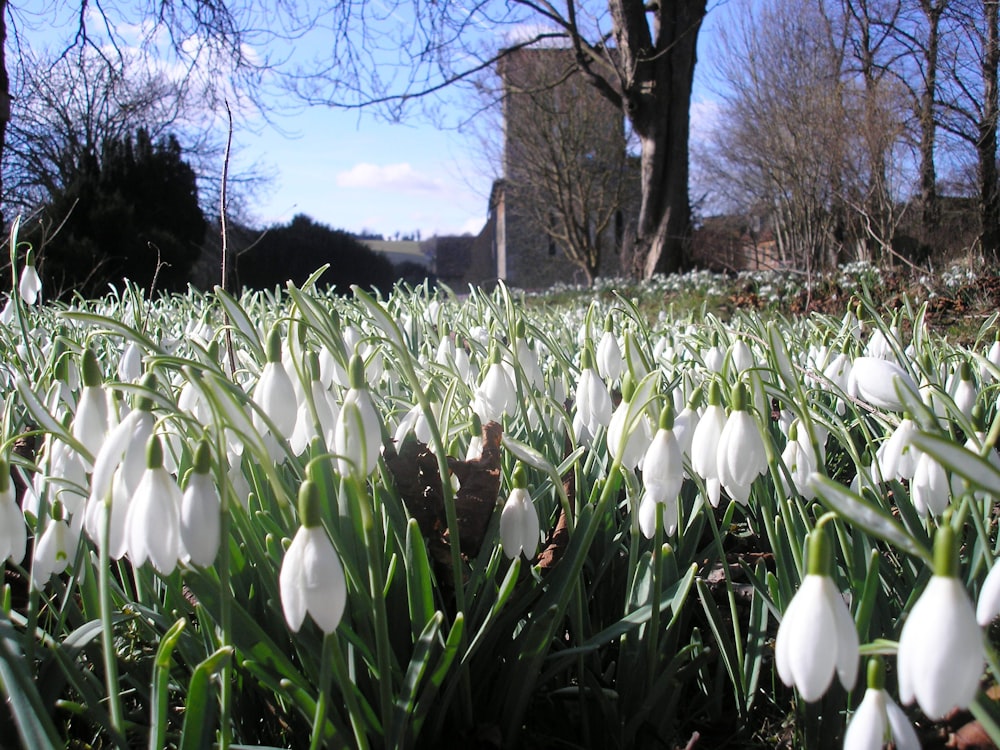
left=228, top=4, right=729, bottom=242
left=17, top=0, right=728, bottom=242
left=235, top=110, right=491, bottom=240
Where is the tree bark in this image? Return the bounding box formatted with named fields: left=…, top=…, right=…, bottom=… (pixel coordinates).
left=979, top=0, right=1000, bottom=262
left=919, top=0, right=944, bottom=243
left=0, top=0, right=8, bottom=230
left=608, top=0, right=706, bottom=278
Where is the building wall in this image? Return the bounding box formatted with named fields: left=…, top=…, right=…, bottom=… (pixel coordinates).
left=494, top=47, right=636, bottom=288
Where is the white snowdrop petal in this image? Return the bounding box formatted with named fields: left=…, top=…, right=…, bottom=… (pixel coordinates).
left=842, top=689, right=888, bottom=750
left=884, top=694, right=921, bottom=750
left=899, top=576, right=984, bottom=719
left=978, top=560, right=1000, bottom=625
left=279, top=530, right=309, bottom=632
left=180, top=473, right=221, bottom=567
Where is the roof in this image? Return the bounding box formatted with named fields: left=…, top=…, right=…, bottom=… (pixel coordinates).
left=361, top=240, right=431, bottom=268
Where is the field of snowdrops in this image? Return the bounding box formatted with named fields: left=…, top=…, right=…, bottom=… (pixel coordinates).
left=4, top=244, right=1000, bottom=749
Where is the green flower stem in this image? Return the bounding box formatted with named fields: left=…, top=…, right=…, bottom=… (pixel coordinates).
left=353, top=474, right=394, bottom=732
left=624, top=468, right=642, bottom=618
left=309, top=633, right=334, bottom=750
left=646, top=506, right=666, bottom=694
left=8, top=221, right=38, bottom=373
left=702, top=494, right=747, bottom=711
left=330, top=637, right=370, bottom=750
left=933, top=523, right=959, bottom=578
left=353, top=288, right=474, bottom=720
left=217, top=478, right=234, bottom=750
left=865, top=656, right=886, bottom=691
left=99, top=493, right=126, bottom=745
left=806, top=527, right=832, bottom=577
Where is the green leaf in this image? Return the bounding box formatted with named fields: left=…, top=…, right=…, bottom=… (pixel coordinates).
left=214, top=286, right=264, bottom=360
left=405, top=520, right=435, bottom=642
left=179, top=647, right=232, bottom=750
left=57, top=311, right=162, bottom=355
left=910, top=431, right=1000, bottom=496
left=0, top=616, right=63, bottom=749
left=695, top=578, right=747, bottom=717
left=151, top=618, right=187, bottom=750
left=389, top=612, right=443, bottom=747
left=807, top=473, right=930, bottom=564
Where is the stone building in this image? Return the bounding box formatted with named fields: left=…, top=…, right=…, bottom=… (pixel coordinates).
left=446, top=46, right=637, bottom=289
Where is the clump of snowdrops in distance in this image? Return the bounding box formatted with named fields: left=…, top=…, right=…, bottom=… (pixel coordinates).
left=4, top=222, right=1000, bottom=748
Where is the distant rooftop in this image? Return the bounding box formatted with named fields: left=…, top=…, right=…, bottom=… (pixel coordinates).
left=362, top=240, right=430, bottom=268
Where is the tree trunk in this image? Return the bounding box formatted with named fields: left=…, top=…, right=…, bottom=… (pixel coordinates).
left=979, top=0, right=1000, bottom=263
left=0, top=0, right=8, bottom=230
left=608, top=0, right=706, bottom=279
left=919, top=0, right=943, bottom=244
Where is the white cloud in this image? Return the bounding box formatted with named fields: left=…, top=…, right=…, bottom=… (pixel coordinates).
left=336, top=163, right=446, bottom=193
left=458, top=216, right=486, bottom=236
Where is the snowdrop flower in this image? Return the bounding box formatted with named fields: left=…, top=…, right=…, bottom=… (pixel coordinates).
left=279, top=480, right=346, bottom=634
left=897, top=525, right=984, bottom=720
left=823, top=346, right=852, bottom=414
left=117, top=341, right=143, bottom=383
left=31, top=506, right=79, bottom=589
left=775, top=527, right=859, bottom=702
left=607, top=374, right=652, bottom=470
left=948, top=360, right=977, bottom=420
left=334, top=355, right=382, bottom=477
left=717, top=382, right=767, bottom=505
left=843, top=657, right=920, bottom=750
left=573, top=347, right=612, bottom=447
left=848, top=357, right=918, bottom=412
left=0, top=460, right=26, bottom=564
left=473, top=347, right=516, bottom=423
left=691, top=381, right=727, bottom=507
left=910, top=451, right=955, bottom=516
left=639, top=405, right=684, bottom=538
left=672, top=385, right=701, bottom=462
left=499, top=465, right=540, bottom=560
left=125, top=435, right=182, bottom=575
left=18, top=250, right=42, bottom=305
left=0, top=296, right=12, bottom=325
left=980, top=334, right=1000, bottom=382
left=875, top=414, right=919, bottom=482
left=290, top=352, right=339, bottom=455
left=31, top=433, right=88, bottom=519
left=72, top=348, right=111, bottom=466
left=596, top=318, right=625, bottom=381
left=977, top=556, right=1000, bottom=626
left=703, top=334, right=725, bottom=374
left=514, top=321, right=544, bottom=390
left=465, top=415, right=484, bottom=461
left=252, top=326, right=298, bottom=438
left=727, top=338, right=754, bottom=378
left=180, top=440, right=221, bottom=568
left=864, top=327, right=894, bottom=361
left=779, top=421, right=817, bottom=499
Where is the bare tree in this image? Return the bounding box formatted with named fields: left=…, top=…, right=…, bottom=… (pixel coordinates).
left=286, top=0, right=708, bottom=279
left=7, top=49, right=183, bottom=210
left=2, top=1, right=708, bottom=279
left=839, top=0, right=914, bottom=262
left=702, top=0, right=858, bottom=272
left=474, top=47, right=633, bottom=285
left=0, top=0, right=296, bottom=226
left=932, top=0, right=1000, bottom=260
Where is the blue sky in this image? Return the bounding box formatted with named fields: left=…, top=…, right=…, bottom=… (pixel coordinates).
left=230, top=4, right=729, bottom=242
left=16, top=0, right=726, bottom=242
left=236, top=110, right=491, bottom=239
